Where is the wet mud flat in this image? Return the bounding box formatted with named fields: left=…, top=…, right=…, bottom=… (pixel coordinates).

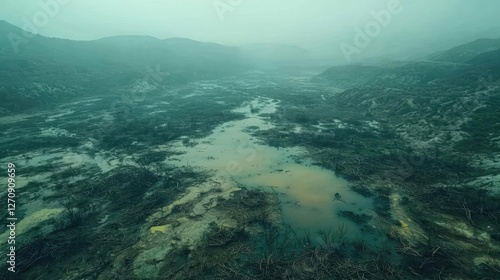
left=164, top=97, right=388, bottom=245
left=248, top=72, right=500, bottom=279
left=0, top=72, right=498, bottom=279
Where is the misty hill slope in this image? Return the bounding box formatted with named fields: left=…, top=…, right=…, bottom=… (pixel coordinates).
left=468, top=48, right=500, bottom=72
left=429, top=38, right=500, bottom=63
left=87, top=36, right=243, bottom=73
left=330, top=77, right=500, bottom=153
left=240, top=43, right=311, bottom=68
left=315, top=38, right=500, bottom=154
left=313, top=62, right=460, bottom=89
left=0, top=21, right=248, bottom=114
left=316, top=37, right=500, bottom=89
left=312, top=65, right=383, bottom=88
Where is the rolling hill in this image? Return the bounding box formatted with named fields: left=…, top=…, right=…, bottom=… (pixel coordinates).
left=0, top=21, right=248, bottom=114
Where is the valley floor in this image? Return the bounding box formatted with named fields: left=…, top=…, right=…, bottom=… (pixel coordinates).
left=0, top=70, right=499, bottom=279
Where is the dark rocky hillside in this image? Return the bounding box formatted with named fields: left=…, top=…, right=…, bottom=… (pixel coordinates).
left=313, top=62, right=460, bottom=88
left=314, top=39, right=500, bottom=155
left=429, top=37, right=500, bottom=63
left=0, top=21, right=248, bottom=114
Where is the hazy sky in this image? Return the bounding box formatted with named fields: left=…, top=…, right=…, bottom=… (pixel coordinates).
left=1, top=0, right=500, bottom=60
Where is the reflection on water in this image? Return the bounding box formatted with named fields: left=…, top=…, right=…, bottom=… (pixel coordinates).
left=167, top=97, right=383, bottom=246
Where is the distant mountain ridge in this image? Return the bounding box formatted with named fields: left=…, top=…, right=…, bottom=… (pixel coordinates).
left=468, top=48, right=500, bottom=72
left=315, top=37, right=500, bottom=89
left=313, top=62, right=459, bottom=89
left=428, top=38, right=500, bottom=63
left=240, top=43, right=312, bottom=68
left=314, top=37, right=500, bottom=157
left=0, top=21, right=244, bottom=72
left=0, top=20, right=248, bottom=113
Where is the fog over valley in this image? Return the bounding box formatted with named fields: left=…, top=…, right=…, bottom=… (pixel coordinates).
left=2, top=0, right=500, bottom=62
left=1, top=1, right=500, bottom=279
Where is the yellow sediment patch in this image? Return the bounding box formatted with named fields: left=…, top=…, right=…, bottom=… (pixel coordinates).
left=18, top=208, right=65, bottom=234
left=0, top=208, right=65, bottom=245
left=177, top=217, right=189, bottom=223
left=399, top=219, right=409, bottom=229
left=435, top=218, right=493, bottom=245
left=150, top=225, right=170, bottom=234
left=390, top=193, right=425, bottom=242
left=147, top=176, right=239, bottom=222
